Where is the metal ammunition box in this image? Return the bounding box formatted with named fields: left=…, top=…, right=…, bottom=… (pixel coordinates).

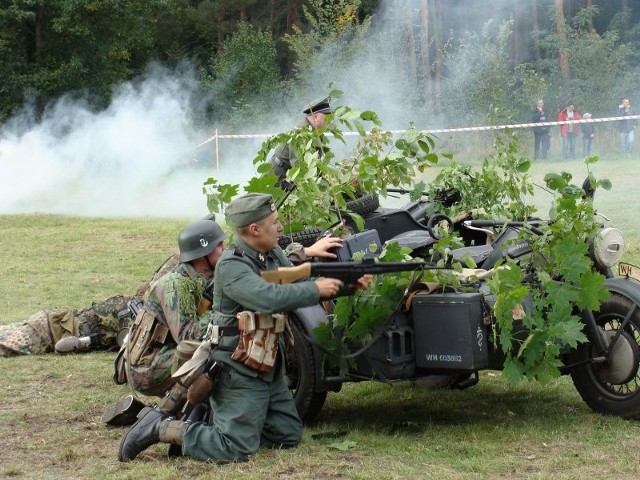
left=334, top=229, right=382, bottom=261
left=412, top=292, right=489, bottom=371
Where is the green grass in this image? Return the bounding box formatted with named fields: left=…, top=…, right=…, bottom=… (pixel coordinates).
left=1, top=156, right=640, bottom=479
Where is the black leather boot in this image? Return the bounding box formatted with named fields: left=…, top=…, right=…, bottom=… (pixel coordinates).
left=117, top=408, right=171, bottom=462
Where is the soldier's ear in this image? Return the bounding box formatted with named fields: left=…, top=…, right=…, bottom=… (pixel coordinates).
left=248, top=223, right=260, bottom=236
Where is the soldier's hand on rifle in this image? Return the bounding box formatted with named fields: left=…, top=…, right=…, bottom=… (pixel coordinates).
left=315, top=277, right=344, bottom=298
left=304, top=234, right=343, bottom=259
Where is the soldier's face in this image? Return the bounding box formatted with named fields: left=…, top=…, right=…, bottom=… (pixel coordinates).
left=255, top=212, right=283, bottom=251
left=206, top=242, right=225, bottom=267
left=308, top=112, right=327, bottom=129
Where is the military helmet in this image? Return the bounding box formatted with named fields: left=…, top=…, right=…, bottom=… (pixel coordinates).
left=178, top=220, right=227, bottom=262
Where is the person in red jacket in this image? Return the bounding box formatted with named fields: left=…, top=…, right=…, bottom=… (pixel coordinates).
left=557, top=102, right=581, bottom=159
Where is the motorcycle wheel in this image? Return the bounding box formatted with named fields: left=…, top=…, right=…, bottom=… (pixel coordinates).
left=285, top=314, right=327, bottom=424
left=570, top=293, right=640, bottom=418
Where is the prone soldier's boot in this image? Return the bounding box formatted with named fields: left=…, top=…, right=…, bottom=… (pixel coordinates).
left=117, top=408, right=189, bottom=462
left=54, top=335, right=94, bottom=354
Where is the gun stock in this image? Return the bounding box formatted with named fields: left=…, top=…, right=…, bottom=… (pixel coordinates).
left=261, top=263, right=313, bottom=284
left=260, top=259, right=437, bottom=285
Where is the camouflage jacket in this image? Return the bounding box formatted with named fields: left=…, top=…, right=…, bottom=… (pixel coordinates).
left=144, top=262, right=214, bottom=344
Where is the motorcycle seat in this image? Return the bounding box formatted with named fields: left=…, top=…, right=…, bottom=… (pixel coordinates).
left=451, top=245, right=494, bottom=265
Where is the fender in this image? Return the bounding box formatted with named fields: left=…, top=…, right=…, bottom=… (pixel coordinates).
left=603, top=276, right=640, bottom=305
left=291, top=304, right=342, bottom=392
left=577, top=276, right=640, bottom=353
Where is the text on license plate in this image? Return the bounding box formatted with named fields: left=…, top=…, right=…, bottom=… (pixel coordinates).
left=618, top=262, right=640, bottom=281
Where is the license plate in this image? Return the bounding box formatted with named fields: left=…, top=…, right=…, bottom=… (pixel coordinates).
left=618, top=262, right=640, bottom=281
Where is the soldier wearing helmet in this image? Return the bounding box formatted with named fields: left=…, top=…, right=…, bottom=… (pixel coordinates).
left=117, top=194, right=373, bottom=463
left=101, top=218, right=229, bottom=425
left=102, top=215, right=344, bottom=426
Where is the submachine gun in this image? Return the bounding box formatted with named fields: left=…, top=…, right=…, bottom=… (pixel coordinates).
left=260, top=258, right=444, bottom=285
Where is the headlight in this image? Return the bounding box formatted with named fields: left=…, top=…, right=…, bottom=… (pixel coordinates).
left=593, top=227, right=625, bottom=268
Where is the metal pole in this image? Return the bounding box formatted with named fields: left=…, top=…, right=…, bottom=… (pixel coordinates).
left=215, top=128, right=219, bottom=170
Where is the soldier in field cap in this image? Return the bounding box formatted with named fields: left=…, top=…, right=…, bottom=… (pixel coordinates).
left=270, top=96, right=333, bottom=183
left=225, top=192, right=277, bottom=228
left=118, top=192, right=373, bottom=463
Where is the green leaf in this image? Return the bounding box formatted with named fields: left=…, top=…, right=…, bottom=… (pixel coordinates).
left=360, top=110, right=381, bottom=125
left=417, top=139, right=431, bottom=154
left=328, top=440, right=357, bottom=451
left=598, top=178, right=612, bottom=190
left=502, top=357, right=524, bottom=386
left=516, top=158, right=531, bottom=172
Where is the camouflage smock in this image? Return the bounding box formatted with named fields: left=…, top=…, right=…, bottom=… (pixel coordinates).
left=125, top=262, right=214, bottom=396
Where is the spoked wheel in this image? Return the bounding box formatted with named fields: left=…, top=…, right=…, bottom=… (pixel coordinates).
left=284, top=315, right=327, bottom=424
left=571, top=293, right=640, bottom=418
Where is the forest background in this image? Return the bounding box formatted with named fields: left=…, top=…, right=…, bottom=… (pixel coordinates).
left=2, top=0, right=639, bottom=128
left=1, top=0, right=640, bottom=219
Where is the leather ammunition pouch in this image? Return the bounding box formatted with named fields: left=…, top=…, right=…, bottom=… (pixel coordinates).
left=125, top=309, right=170, bottom=367
left=231, top=311, right=286, bottom=373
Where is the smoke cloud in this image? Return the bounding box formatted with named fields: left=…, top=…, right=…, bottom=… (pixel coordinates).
left=0, top=0, right=605, bottom=219
left=0, top=64, right=264, bottom=219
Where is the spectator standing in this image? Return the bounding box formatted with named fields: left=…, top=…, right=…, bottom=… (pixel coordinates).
left=557, top=102, right=581, bottom=159
left=581, top=113, right=595, bottom=157
left=531, top=99, right=550, bottom=160
left=618, top=98, right=635, bottom=157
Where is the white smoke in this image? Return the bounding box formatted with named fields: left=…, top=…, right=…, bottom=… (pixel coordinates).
left=0, top=1, right=526, bottom=219
left=0, top=64, right=261, bottom=219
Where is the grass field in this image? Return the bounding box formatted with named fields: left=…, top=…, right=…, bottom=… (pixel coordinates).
left=1, top=156, right=640, bottom=479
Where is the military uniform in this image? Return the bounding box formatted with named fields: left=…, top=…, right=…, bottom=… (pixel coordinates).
left=124, top=262, right=214, bottom=397
left=0, top=255, right=182, bottom=359
left=178, top=195, right=320, bottom=462
left=270, top=96, right=333, bottom=182
left=0, top=296, right=130, bottom=357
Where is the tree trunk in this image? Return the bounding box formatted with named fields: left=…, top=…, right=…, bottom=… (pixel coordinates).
left=433, top=0, right=443, bottom=114
left=512, top=0, right=520, bottom=65
left=270, top=0, right=276, bottom=30
left=405, top=1, right=418, bottom=100
left=621, top=0, right=629, bottom=35
left=288, top=0, right=301, bottom=31
left=34, top=3, right=45, bottom=60
left=420, top=0, right=432, bottom=106
left=532, top=0, right=541, bottom=69
left=554, top=0, right=569, bottom=81
left=217, top=14, right=224, bottom=50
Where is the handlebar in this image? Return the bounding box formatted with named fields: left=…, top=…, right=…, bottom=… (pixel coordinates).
left=386, top=187, right=429, bottom=197
left=463, top=219, right=544, bottom=228
left=463, top=219, right=546, bottom=235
